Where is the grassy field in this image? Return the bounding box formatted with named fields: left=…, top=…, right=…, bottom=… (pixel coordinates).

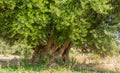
left=0, top=57, right=119, bottom=73
left=0, top=64, right=118, bottom=73
left=0, top=51, right=120, bottom=73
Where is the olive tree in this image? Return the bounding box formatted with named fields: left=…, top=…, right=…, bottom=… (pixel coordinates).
left=0, top=0, right=118, bottom=64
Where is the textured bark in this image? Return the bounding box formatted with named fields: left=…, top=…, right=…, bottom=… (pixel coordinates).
left=30, top=36, right=72, bottom=65
left=62, top=41, right=72, bottom=62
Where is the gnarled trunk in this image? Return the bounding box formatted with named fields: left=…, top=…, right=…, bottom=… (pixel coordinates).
left=31, top=36, right=72, bottom=65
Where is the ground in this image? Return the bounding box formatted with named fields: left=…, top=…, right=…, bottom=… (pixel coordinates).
left=0, top=53, right=120, bottom=73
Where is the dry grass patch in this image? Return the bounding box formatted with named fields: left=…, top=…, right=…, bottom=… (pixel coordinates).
left=74, top=54, right=120, bottom=72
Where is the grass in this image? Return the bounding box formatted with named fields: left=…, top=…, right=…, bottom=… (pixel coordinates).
left=0, top=64, right=118, bottom=73
left=0, top=58, right=119, bottom=73
left=0, top=53, right=119, bottom=73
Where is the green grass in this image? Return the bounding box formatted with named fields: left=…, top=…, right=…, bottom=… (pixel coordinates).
left=0, top=65, right=118, bottom=73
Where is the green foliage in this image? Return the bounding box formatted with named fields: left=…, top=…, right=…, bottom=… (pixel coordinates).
left=0, top=0, right=119, bottom=56
left=0, top=37, right=32, bottom=56
left=86, top=25, right=117, bottom=56
left=0, top=38, right=10, bottom=55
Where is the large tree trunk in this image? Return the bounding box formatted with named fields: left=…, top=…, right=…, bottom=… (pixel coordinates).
left=31, top=36, right=72, bottom=65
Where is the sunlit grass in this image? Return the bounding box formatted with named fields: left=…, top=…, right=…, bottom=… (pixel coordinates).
left=0, top=64, right=119, bottom=73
